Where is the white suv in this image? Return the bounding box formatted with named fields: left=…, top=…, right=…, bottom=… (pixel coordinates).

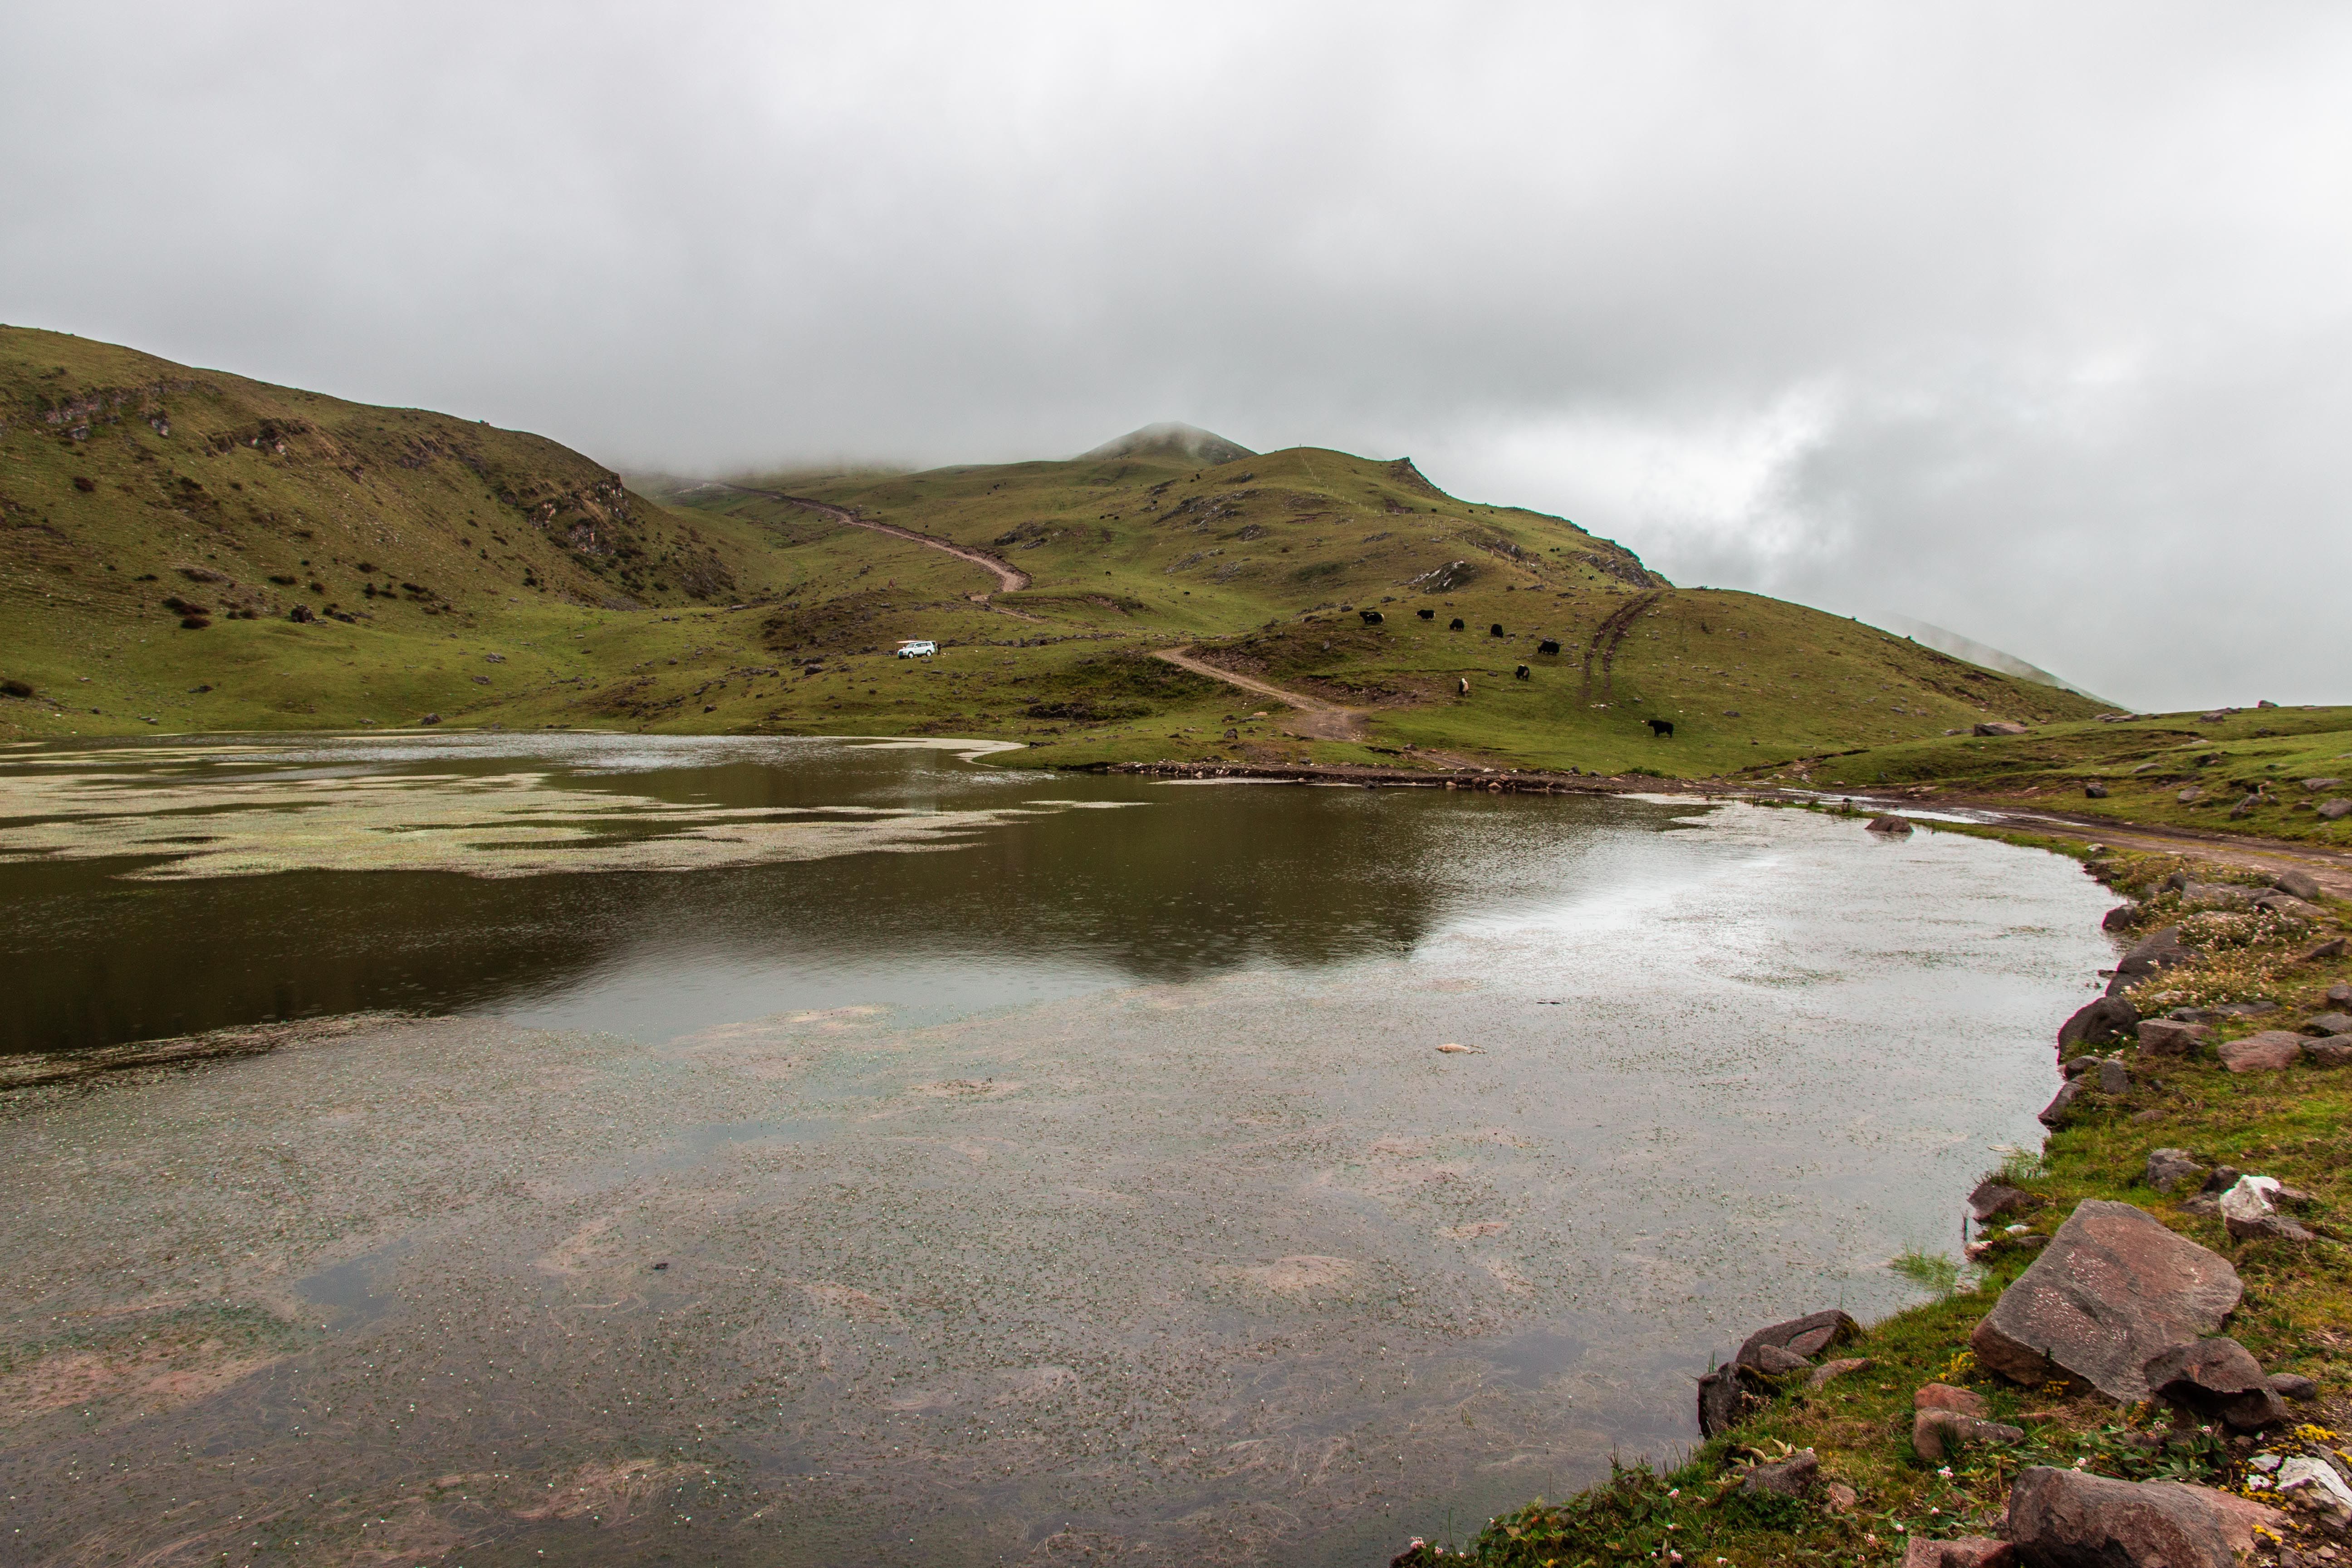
left=895, top=640, right=938, bottom=658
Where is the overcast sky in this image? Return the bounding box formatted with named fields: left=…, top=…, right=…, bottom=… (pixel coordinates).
left=6, top=3, right=2348, bottom=708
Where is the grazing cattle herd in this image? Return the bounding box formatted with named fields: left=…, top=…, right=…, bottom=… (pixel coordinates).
left=1346, top=605, right=1676, bottom=740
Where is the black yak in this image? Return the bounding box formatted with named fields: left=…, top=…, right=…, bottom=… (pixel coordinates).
left=1646, top=718, right=1675, bottom=738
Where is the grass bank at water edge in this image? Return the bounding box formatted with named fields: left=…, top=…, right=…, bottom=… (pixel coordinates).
left=1392, top=832, right=2352, bottom=1568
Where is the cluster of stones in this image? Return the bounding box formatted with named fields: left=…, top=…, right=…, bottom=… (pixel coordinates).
left=1698, top=1198, right=2330, bottom=1568
left=1683, top=859, right=2351, bottom=1568
left=2043, top=869, right=2352, bottom=1130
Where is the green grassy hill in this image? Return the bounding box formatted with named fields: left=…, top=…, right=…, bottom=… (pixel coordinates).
left=666, top=430, right=2107, bottom=774
left=0, top=327, right=2113, bottom=769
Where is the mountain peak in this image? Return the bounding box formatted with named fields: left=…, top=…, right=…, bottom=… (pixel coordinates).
left=1081, top=422, right=1254, bottom=466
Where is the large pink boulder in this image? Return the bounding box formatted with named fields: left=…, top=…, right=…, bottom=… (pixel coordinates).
left=1969, top=1200, right=2242, bottom=1401
left=2007, top=1465, right=2283, bottom=1568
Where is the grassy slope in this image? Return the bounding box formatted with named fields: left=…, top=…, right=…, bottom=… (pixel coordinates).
left=1748, top=707, right=2352, bottom=849
left=662, top=445, right=2104, bottom=773
left=0, top=325, right=812, bottom=734
left=1398, top=834, right=2352, bottom=1566
left=0, top=323, right=2130, bottom=771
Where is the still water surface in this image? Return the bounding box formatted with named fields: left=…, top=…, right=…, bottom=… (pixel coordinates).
left=0, top=735, right=2114, bottom=1565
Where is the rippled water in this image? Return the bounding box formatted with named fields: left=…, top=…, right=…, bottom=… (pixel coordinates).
left=0, top=735, right=2115, bottom=1565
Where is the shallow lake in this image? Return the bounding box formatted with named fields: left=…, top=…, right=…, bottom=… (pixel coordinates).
left=0, top=735, right=2115, bottom=1565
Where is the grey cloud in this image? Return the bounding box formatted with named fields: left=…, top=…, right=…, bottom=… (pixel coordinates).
left=5, top=1, right=2348, bottom=706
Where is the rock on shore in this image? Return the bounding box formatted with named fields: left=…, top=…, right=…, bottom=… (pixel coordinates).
left=1968, top=1200, right=2242, bottom=1401
left=2006, top=1465, right=2284, bottom=1568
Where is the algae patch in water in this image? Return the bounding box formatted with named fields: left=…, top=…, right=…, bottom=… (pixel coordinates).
left=0, top=766, right=1125, bottom=879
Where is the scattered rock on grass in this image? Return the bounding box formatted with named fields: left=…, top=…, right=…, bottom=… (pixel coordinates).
left=2253, top=891, right=2325, bottom=921
left=2302, top=1011, right=2352, bottom=1036
left=1903, top=1538, right=2014, bottom=1568
left=1737, top=1310, right=1861, bottom=1368
left=2274, top=1456, right=2352, bottom=1527
left=2219, top=1176, right=2313, bottom=1243
left=1970, top=1200, right=2242, bottom=1401
left=1697, top=1365, right=1764, bottom=1438
left=1807, top=1357, right=1871, bottom=1389
left=2217, top=1032, right=2302, bottom=1073
left=2136, top=1019, right=2210, bottom=1056
left=2006, top=1465, right=2284, bottom=1568
left=1740, top=1449, right=1818, bottom=1496
left=2101, top=903, right=2140, bottom=932
left=1701, top=1309, right=1862, bottom=1436
left=2146, top=1148, right=2207, bottom=1194
left=2143, top=1338, right=2287, bottom=1431
left=2306, top=1038, right=2352, bottom=1068
left=1912, top=1409, right=2023, bottom=1465
left=2271, top=869, right=2324, bottom=900
left=2318, top=799, right=2352, bottom=821
left=1914, top=1382, right=1988, bottom=1416
left=2107, top=927, right=2191, bottom=996
left=1975, top=721, right=2029, bottom=736
left=2267, top=1372, right=2318, bottom=1401
left=1969, top=1182, right=2040, bottom=1223
left=2059, top=996, right=2139, bottom=1049
left=2038, top=1079, right=2085, bottom=1128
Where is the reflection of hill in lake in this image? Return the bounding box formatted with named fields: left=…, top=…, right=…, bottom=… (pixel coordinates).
left=2, top=742, right=1678, bottom=1052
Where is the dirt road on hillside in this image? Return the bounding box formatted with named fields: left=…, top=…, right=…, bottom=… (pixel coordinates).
left=720, top=485, right=1033, bottom=594
left=1152, top=648, right=1369, bottom=741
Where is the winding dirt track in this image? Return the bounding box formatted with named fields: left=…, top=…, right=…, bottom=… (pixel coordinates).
left=1582, top=591, right=1659, bottom=703
left=1151, top=648, right=1368, bottom=741
left=720, top=485, right=1032, bottom=594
